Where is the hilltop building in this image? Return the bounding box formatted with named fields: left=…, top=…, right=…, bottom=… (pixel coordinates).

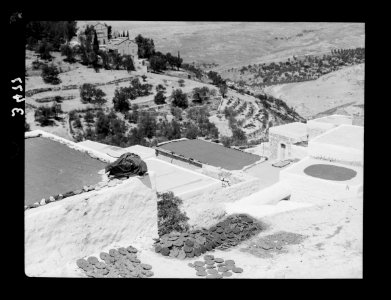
left=105, top=37, right=138, bottom=57
left=76, top=22, right=147, bottom=73
left=92, top=22, right=109, bottom=46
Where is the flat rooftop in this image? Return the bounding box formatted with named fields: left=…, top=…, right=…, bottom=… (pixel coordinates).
left=310, top=114, right=352, bottom=125
left=281, top=157, right=363, bottom=186
left=25, top=137, right=106, bottom=205
left=310, top=124, right=363, bottom=150
left=145, top=158, right=220, bottom=195
left=158, top=139, right=261, bottom=170
left=269, top=122, right=308, bottom=140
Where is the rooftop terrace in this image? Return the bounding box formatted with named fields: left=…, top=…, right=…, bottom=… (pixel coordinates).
left=310, top=124, right=363, bottom=150
left=25, top=136, right=106, bottom=205
left=158, top=139, right=261, bottom=170
left=269, top=122, right=308, bottom=140
left=310, top=114, right=352, bottom=125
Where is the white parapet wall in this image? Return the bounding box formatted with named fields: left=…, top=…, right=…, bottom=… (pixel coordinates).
left=179, top=173, right=262, bottom=228
left=25, top=178, right=158, bottom=277
left=307, top=125, right=363, bottom=166
left=308, top=142, right=363, bottom=166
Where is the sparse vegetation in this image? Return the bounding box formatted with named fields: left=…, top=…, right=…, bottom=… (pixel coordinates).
left=157, top=191, right=190, bottom=236
left=231, top=48, right=365, bottom=87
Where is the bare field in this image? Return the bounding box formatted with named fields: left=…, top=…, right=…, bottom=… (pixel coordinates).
left=263, top=64, right=364, bottom=119
left=83, top=22, right=364, bottom=70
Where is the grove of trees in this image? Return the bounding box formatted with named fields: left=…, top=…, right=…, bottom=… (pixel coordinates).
left=26, top=21, right=78, bottom=51
left=112, top=78, right=153, bottom=112
left=79, top=84, right=107, bottom=106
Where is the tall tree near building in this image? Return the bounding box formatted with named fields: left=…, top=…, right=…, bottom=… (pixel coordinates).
left=176, top=51, right=183, bottom=70
left=219, top=83, right=228, bottom=98
left=107, top=25, right=112, bottom=39
left=93, top=30, right=99, bottom=54
left=135, top=34, right=156, bottom=59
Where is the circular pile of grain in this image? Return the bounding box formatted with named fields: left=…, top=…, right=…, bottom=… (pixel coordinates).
left=189, top=255, right=244, bottom=278
left=76, top=245, right=154, bottom=278
left=154, top=214, right=262, bottom=259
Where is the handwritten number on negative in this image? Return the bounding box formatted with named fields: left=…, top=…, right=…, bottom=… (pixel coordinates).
left=11, top=108, right=24, bottom=117
left=11, top=78, right=22, bottom=84
left=12, top=85, right=23, bottom=91
left=12, top=94, right=25, bottom=102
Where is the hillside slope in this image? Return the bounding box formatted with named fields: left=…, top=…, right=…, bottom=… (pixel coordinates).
left=263, top=64, right=364, bottom=119
left=92, top=22, right=364, bottom=71
left=26, top=50, right=304, bottom=144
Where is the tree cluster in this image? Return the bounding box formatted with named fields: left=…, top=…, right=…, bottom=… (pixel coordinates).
left=135, top=34, right=156, bottom=59
left=79, top=84, right=107, bottom=106
left=186, top=106, right=219, bottom=139
left=41, top=64, right=61, bottom=84
left=170, top=89, right=188, bottom=109
left=26, top=21, right=78, bottom=51
left=113, top=78, right=153, bottom=112
left=34, top=103, right=62, bottom=126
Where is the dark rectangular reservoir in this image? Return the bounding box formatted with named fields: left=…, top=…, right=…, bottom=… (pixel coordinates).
left=158, top=139, right=261, bottom=170
left=25, top=137, right=106, bottom=205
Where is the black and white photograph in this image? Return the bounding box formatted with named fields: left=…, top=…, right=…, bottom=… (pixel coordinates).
left=20, top=18, right=364, bottom=278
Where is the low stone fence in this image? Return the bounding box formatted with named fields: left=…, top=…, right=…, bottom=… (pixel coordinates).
left=26, top=88, right=53, bottom=97
left=26, top=77, right=134, bottom=97
left=35, top=95, right=76, bottom=103
left=62, top=84, right=79, bottom=90
left=106, top=77, right=133, bottom=85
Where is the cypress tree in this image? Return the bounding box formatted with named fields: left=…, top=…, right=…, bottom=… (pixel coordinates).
left=93, top=30, right=99, bottom=54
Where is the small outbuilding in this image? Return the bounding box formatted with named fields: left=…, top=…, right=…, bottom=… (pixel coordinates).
left=268, top=122, right=308, bottom=160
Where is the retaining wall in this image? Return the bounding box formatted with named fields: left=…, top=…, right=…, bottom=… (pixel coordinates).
left=25, top=178, right=159, bottom=277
